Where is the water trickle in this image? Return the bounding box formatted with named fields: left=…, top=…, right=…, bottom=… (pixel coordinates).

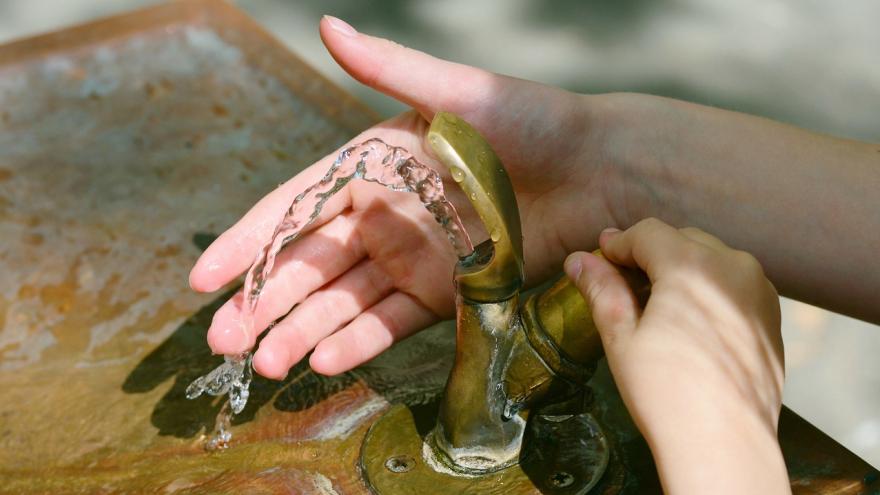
left=185, top=353, right=252, bottom=414
left=186, top=138, right=473, bottom=449
left=501, top=399, right=522, bottom=422
left=204, top=401, right=233, bottom=451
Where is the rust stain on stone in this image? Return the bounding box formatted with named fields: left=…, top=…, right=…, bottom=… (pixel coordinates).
left=154, top=244, right=181, bottom=258
left=241, top=157, right=257, bottom=171
left=211, top=103, right=229, bottom=117
left=24, top=233, right=43, bottom=245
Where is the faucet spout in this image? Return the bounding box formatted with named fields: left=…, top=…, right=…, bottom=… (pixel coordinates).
left=426, top=112, right=523, bottom=303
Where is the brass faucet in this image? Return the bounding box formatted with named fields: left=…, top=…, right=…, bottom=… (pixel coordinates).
left=361, top=112, right=625, bottom=494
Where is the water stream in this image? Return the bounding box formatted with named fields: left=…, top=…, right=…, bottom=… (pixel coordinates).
left=186, top=138, right=472, bottom=449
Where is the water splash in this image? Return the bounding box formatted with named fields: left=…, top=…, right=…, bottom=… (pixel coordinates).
left=502, top=399, right=522, bottom=422
left=185, top=353, right=252, bottom=414
left=186, top=138, right=472, bottom=449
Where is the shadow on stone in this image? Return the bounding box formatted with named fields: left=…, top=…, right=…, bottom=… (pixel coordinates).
left=122, top=287, right=240, bottom=437
left=122, top=285, right=454, bottom=438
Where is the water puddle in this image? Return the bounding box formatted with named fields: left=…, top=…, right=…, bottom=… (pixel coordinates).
left=186, top=138, right=471, bottom=449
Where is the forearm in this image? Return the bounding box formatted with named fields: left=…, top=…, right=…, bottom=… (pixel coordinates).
left=592, top=93, right=880, bottom=323
left=645, top=409, right=790, bottom=495
left=622, top=360, right=790, bottom=494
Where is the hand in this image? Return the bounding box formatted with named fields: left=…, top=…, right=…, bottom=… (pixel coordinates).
left=189, top=17, right=616, bottom=378
left=564, top=218, right=790, bottom=494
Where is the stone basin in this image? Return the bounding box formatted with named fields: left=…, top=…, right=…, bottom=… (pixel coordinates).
left=0, top=1, right=875, bottom=493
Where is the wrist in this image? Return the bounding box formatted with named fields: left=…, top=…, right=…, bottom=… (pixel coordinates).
left=639, top=390, right=789, bottom=494
left=583, top=92, right=694, bottom=229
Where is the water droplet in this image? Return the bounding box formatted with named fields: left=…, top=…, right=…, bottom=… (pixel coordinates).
left=450, top=167, right=465, bottom=182
left=502, top=400, right=520, bottom=421
left=490, top=227, right=502, bottom=242
left=469, top=192, right=477, bottom=201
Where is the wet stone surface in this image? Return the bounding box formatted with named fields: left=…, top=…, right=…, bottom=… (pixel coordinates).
left=0, top=3, right=451, bottom=493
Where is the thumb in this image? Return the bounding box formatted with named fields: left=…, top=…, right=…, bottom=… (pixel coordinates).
left=564, top=252, right=639, bottom=352
left=319, top=15, right=498, bottom=122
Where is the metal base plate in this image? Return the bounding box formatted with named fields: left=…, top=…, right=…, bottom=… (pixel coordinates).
left=360, top=404, right=609, bottom=494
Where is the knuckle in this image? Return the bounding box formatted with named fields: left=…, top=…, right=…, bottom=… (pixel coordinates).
left=371, top=305, right=401, bottom=339
left=679, top=226, right=705, bottom=237
left=362, top=263, right=392, bottom=296
left=633, top=217, right=664, bottom=234
left=586, top=272, right=614, bottom=303
left=362, top=59, right=387, bottom=89
left=676, top=240, right=713, bottom=268
left=732, top=250, right=765, bottom=277
left=601, top=297, right=631, bottom=326
left=587, top=274, right=629, bottom=325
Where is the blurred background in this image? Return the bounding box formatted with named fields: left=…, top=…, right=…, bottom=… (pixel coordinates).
left=1, top=0, right=877, bottom=466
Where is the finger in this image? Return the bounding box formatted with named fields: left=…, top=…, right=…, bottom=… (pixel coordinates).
left=189, top=158, right=354, bottom=293
left=599, top=218, right=689, bottom=281
left=564, top=252, right=639, bottom=353
left=308, top=291, right=438, bottom=376
left=253, top=260, right=394, bottom=379
left=678, top=226, right=728, bottom=251
left=206, top=213, right=365, bottom=355
left=320, top=15, right=500, bottom=122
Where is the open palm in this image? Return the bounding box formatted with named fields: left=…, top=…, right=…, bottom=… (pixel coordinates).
left=189, top=17, right=614, bottom=378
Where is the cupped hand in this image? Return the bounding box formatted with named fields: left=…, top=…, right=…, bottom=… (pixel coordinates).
left=189, top=17, right=615, bottom=379
left=565, top=218, right=789, bottom=494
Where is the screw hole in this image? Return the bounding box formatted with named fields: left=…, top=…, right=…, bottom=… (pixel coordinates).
left=550, top=471, right=574, bottom=488
left=385, top=455, right=415, bottom=473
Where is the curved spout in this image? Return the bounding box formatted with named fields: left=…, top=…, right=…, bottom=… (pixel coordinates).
left=427, top=112, right=523, bottom=303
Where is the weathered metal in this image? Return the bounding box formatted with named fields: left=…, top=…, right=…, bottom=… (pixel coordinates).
left=426, top=112, right=524, bottom=304
left=0, top=1, right=877, bottom=494
left=361, top=404, right=610, bottom=494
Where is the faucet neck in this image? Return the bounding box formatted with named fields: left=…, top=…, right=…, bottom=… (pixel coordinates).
left=432, top=290, right=525, bottom=474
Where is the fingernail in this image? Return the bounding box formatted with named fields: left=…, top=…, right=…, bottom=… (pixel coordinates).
left=324, top=15, right=357, bottom=37
left=564, top=255, right=583, bottom=280
left=601, top=227, right=621, bottom=236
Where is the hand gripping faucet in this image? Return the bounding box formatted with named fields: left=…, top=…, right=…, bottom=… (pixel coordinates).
left=360, top=112, right=625, bottom=494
